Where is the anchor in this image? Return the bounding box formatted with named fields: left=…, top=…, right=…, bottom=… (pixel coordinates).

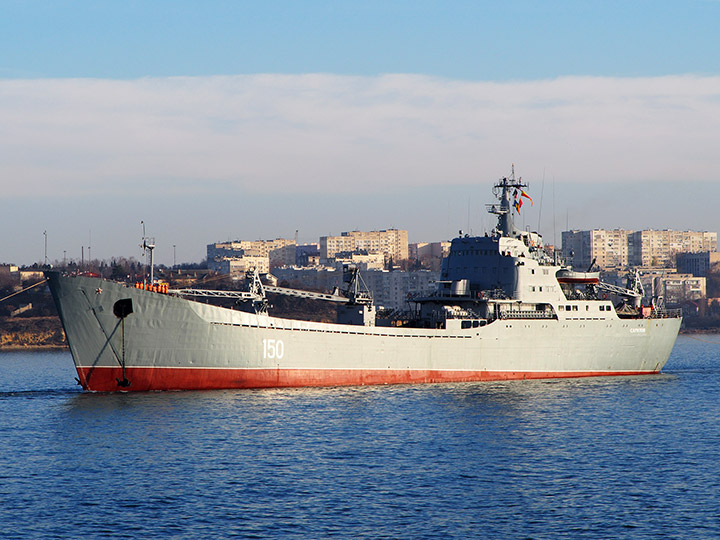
left=113, top=298, right=134, bottom=388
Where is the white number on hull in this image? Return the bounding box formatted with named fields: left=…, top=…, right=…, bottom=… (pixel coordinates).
left=263, top=339, right=285, bottom=359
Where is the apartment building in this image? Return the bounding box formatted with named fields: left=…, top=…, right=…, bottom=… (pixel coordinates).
left=332, top=251, right=386, bottom=270
left=273, top=266, right=439, bottom=310
left=320, top=229, right=409, bottom=262
left=562, top=229, right=631, bottom=270
left=409, top=241, right=452, bottom=260
left=208, top=238, right=296, bottom=274
left=653, top=273, right=707, bottom=304
left=629, top=230, right=717, bottom=267
left=563, top=229, right=717, bottom=270
left=215, top=255, right=270, bottom=275
left=676, top=251, right=720, bottom=277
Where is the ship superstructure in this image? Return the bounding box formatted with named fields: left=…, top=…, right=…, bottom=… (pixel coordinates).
left=47, top=169, right=682, bottom=392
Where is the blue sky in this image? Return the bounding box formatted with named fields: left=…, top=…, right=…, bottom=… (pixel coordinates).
left=2, top=1, right=720, bottom=265
left=4, top=1, right=720, bottom=80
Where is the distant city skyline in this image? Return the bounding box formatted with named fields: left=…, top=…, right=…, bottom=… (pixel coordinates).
left=2, top=1, right=719, bottom=266
left=7, top=179, right=719, bottom=268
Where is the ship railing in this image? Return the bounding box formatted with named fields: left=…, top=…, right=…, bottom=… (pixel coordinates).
left=485, top=203, right=508, bottom=215
left=444, top=312, right=479, bottom=320
left=171, top=288, right=262, bottom=301
left=498, top=310, right=557, bottom=320
left=264, top=285, right=350, bottom=303
left=378, top=308, right=416, bottom=320
left=651, top=308, right=683, bottom=319
left=478, top=288, right=508, bottom=300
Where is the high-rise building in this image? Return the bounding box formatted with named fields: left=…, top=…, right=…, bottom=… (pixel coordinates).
left=562, top=229, right=631, bottom=270
left=628, top=230, right=717, bottom=267
left=320, top=229, right=409, bottom=262
left=562, top=229, right=717, bottom=270
left=676, top=251, right=720, bottom=277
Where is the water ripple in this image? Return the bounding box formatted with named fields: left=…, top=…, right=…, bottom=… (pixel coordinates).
left=0, top=337, right=719, bottom=539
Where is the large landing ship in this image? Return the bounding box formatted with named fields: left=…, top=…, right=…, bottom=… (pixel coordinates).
left=47, top=170, right=681, bottom=391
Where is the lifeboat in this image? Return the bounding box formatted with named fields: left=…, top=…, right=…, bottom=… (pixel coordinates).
left=556, top=269, right=600, bottom=284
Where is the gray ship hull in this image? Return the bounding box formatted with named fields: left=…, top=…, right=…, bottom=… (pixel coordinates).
left=47, top=272, right=682, bottom=392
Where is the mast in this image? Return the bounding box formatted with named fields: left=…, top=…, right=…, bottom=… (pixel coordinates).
left=141, top=221, right=156, bottom=285
left=486, top=165, right=528, bottom=239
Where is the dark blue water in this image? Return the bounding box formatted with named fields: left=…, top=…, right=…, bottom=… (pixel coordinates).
left=1, top=336, right=719, bottom=539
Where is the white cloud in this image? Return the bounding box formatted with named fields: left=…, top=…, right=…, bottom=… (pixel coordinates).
left=1, top=74, right=719, bottom=197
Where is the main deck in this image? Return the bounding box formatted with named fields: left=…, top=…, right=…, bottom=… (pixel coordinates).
left=48, top=272, right=681, bottom=392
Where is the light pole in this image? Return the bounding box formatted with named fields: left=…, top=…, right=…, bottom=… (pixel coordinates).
left=43, top=230, right=48, bottom=267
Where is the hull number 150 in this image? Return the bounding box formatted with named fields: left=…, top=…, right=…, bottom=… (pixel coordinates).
left=263, top=339, right=285, bottom=359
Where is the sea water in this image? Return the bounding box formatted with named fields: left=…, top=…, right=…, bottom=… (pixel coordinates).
left=1, top=335, right=719, bottom=539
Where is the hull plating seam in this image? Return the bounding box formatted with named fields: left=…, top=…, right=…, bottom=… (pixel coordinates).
left=75, top=366, right=660, bottom=392
left=210, top=321, right=474, bottom=338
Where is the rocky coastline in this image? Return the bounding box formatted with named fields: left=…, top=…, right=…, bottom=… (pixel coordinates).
left=0, top=317, right=67, bottom=350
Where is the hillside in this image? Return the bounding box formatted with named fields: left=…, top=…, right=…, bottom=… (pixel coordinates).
left=0, top=316, right=67, bottom=349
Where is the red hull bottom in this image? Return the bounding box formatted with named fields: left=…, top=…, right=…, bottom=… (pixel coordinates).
left=76, top=366, right=659, bottom=392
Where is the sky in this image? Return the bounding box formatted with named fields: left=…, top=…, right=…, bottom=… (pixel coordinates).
left=2, top=0, right=720, bottom=266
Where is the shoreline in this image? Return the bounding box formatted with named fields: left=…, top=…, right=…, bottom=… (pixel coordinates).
left=0, top=344, right=69, bottom=352
left=679, top=328, right=720, bottom=335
